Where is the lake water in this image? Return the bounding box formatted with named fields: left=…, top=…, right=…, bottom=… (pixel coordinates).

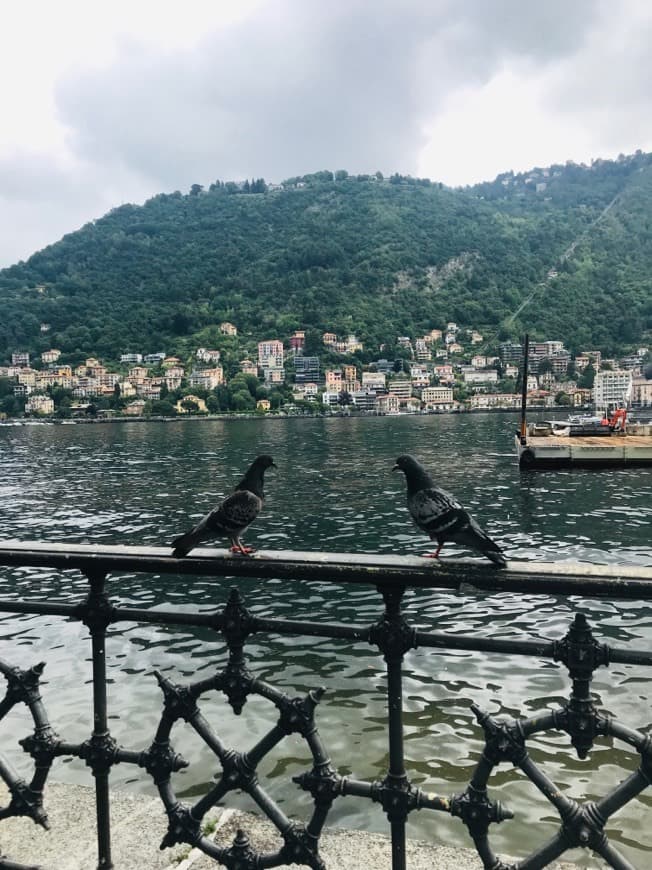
left=0, top=414, right=651, bottom=866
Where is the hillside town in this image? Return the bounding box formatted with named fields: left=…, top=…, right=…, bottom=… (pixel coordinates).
left=1, top=321, right=650, bottom=420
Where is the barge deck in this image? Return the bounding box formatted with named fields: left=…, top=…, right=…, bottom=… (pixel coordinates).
left=516, top=433, right=652, bottom=469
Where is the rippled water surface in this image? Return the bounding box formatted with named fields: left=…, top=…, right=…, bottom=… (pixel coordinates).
left=1, top=414, right=651, bottom=866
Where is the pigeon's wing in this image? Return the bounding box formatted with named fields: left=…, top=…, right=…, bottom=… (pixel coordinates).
left=408, top=487, right=468, bottom=539
left=205, top=489, right=263, bottom=537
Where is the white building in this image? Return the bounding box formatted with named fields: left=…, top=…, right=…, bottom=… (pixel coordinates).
left=421, top=386, right=454, bottom=409
left=26, top=394, right=54, bottom=415
left=593, top=370, right=633, bottom=409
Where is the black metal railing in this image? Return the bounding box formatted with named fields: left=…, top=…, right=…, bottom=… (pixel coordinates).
left=1, top=541, right=652, bottom=870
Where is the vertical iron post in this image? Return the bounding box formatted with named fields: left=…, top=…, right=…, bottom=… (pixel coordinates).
left=82, top=570, right=115, bottom=870
left=519, top=333, right=530, bottom=442
left=370, top=585, right=416, bottom=870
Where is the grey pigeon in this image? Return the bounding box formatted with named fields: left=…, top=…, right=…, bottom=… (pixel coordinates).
left=172, top=455, right=275, bottom=557
left=393, top=455, right=506, bottom=566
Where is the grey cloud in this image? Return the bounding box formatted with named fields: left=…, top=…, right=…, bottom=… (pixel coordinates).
left=55, top=0, right=601, bottom=189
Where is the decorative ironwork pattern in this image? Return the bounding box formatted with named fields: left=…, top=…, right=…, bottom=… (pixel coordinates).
left=0, top=543, right=651, bottom=870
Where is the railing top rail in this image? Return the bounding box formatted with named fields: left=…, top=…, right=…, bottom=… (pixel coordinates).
left=0, top=540, right=651, bottom=599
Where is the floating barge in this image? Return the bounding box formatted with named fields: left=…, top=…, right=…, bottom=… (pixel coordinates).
left=514, top=334, right=652, bottom=469
left=516, top=430, right=652, bottom=469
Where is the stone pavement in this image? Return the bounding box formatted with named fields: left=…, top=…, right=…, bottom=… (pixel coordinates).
left=0, top=782, right=579, bottom=869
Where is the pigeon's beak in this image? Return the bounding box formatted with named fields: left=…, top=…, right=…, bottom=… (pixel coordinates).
left=270, top=462, right=277, bottom=469
left=392, top=463, right=400, bottom=473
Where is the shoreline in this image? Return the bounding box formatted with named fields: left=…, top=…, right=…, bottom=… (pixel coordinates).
left=0, top=406, right=594, bottom=427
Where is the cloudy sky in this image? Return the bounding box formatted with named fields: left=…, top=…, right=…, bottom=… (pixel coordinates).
left=1, top=0, right=651, bottom=267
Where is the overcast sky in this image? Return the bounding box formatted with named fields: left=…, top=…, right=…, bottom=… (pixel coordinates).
left=1, top=0, right=651, bottom=267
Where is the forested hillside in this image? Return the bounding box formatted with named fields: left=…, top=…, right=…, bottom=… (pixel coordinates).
left=1, top=153, right=651, bottom=363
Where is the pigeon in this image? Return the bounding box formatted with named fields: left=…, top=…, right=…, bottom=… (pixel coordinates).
left=172, top=455, right=276, bottom=557
left=393, top=454, right=506, bottom=566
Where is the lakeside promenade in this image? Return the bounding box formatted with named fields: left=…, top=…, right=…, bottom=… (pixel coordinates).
left=0, top=782, right=577, bottom=869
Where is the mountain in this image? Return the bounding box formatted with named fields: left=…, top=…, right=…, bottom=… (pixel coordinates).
left=1, top=154, right=651, bottom=365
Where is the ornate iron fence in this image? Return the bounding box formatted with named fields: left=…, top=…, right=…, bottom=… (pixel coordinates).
left=0, top=542, right=652, bottom=870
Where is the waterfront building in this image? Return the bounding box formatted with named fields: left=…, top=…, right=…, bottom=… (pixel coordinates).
left=256, top=399, right=271, bottom=411
left=351, top=390, right=377, bottom=410
left=421, top=386, right=454, bottom=410
left=632, top=379, right=652, bottom=407
left=25, top=394, right=54, bottom=415
left=123, top=400, right=146, bottom=416
left=469, top=393, right=521, bottom=409
left=321, top=391, right=340, bottom=407
left=175, top=395, right=208, bottom=414
left=375, top=393, right=400, bottom=413
left=593, top=370, right=633, bottom=409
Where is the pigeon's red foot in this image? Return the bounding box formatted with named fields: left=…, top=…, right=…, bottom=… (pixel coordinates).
left=230, top=545, right=256, bottom=556
left=420, top=552, right=441, bottom=559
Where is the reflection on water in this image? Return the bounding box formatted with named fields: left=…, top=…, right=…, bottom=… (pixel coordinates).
left=1, top=414, right=652, bottom=865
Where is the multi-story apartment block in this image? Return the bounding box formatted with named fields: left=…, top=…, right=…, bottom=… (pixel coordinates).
left=376, top=394, right=400, bottom=413
left=500, top=341, right=523, bottom=363
left=388, top=379, right=412, bottom=399
left=471, top=355, right=487, bottom=368
left=294, top=356, right=320, bottom=383
left=11, top=352, right=30, bottom=367
left=322, top=332, right=337, bottom=346
left=189, top=367, right=224, bottom=390
left=343, top=364, right=357, bottom=382
left=263, top=367, right=285, bottom=386
left=361, top=372, right=386, bottom=391
left=41, top=349, right=61, bottom=364
left=632, top=379, right=652, bottom=407
left=16, top=369, right=37, bottom=388
left=325, top=369, right=343, bottom=390
left=26, top=395, right=55, bottom=415
left=240, top=359, right=259, bottom=376
left=448, top=343, right=464, bottom=354
left=351, top=390, right=377, bottom=410
left=421, top=386, right=454, bottom=409
left=117, top=381, right=137, bottom=398
left=120, top=353, right=143, bottom=364
left=128, top=366, right=149, bottom=383
left=593, top=370, right=633, bottom=409
left=258, top=340, right=284, bottom=369
left=321, top=391, right=340, bottom=407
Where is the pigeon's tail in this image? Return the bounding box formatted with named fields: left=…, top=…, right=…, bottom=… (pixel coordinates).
left=483, top=546, right=507, bottom=567
left=171, top=531, right=200, bottom=558
left=461, top=521, right=507, bottom=567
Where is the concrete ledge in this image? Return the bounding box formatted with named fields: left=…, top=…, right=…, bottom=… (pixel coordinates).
left=0, top=782, right=578, bottom=869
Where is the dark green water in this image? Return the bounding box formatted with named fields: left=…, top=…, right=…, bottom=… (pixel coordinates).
left=0, top=414, right=651, bottom=866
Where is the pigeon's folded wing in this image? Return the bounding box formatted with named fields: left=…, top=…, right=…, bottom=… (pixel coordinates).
left=408, top=487, right=467, bottom=537
left=209, top=489, right=262, bottom=534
